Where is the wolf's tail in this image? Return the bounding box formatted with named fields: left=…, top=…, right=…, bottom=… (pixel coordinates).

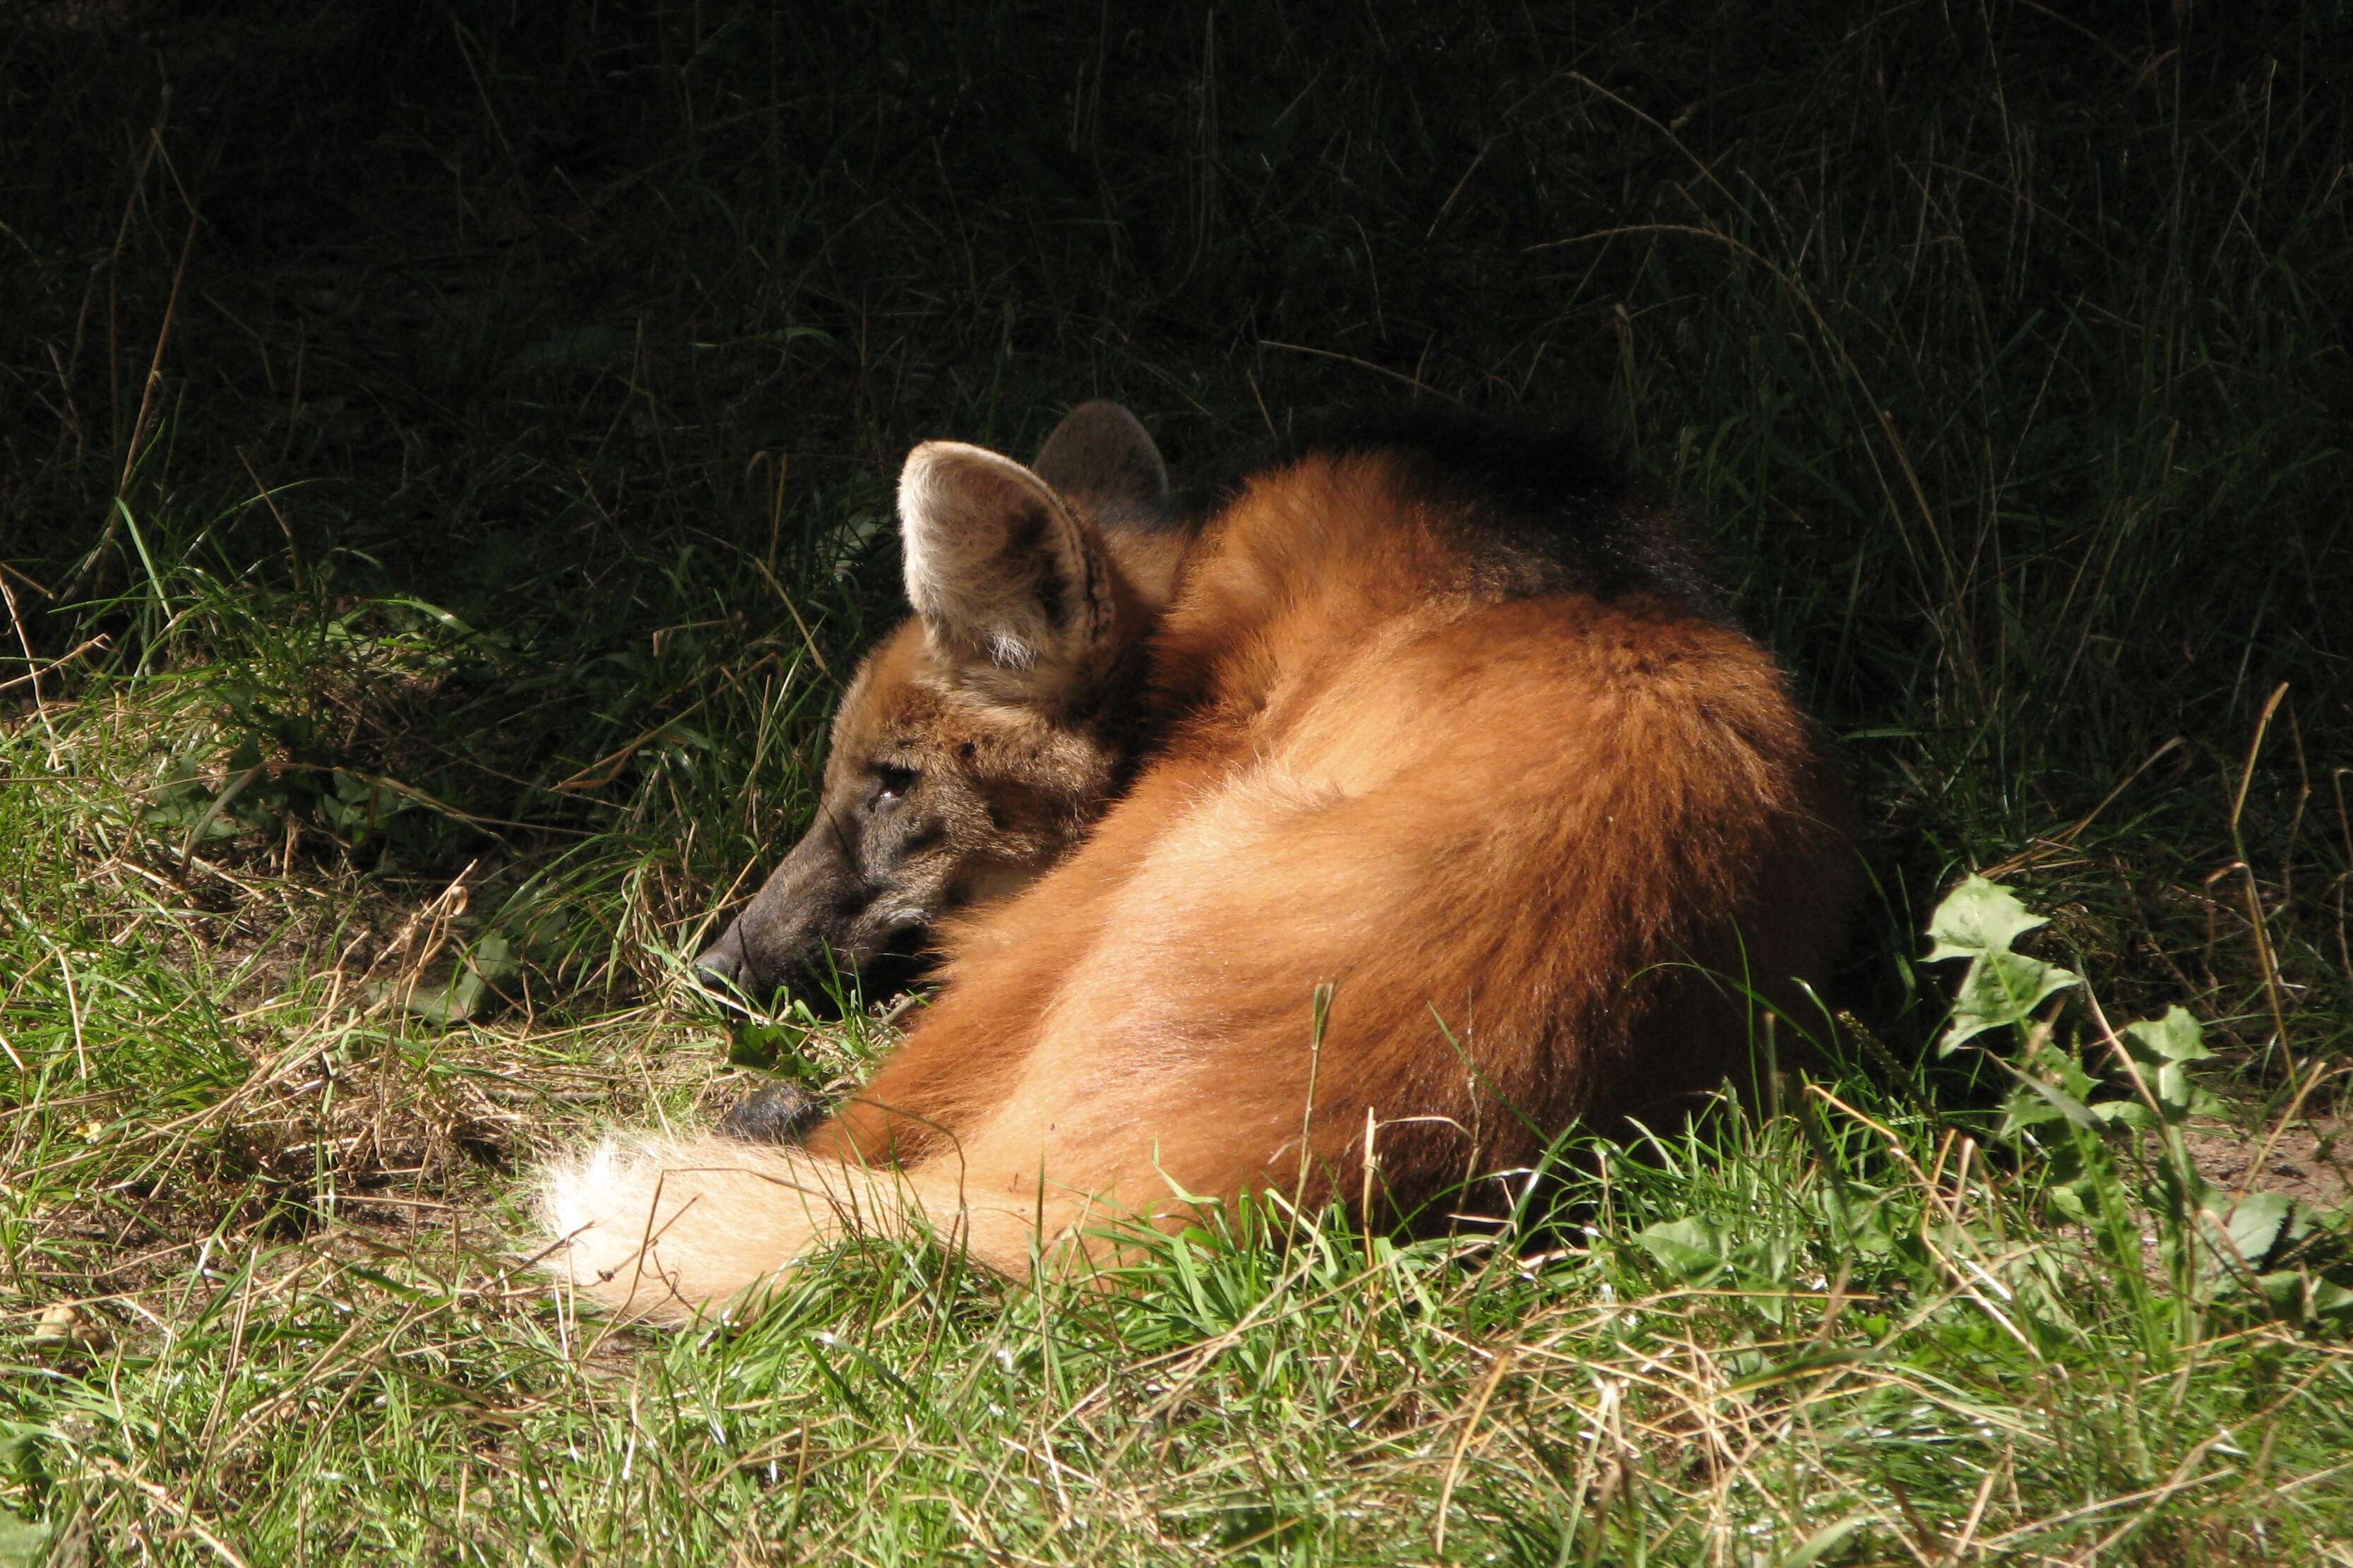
left=536, top=1137, right=1063, bottom=1323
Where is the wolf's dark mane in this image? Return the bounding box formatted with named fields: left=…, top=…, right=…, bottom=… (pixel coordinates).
left=1189, top=408, right=1723, bottom=616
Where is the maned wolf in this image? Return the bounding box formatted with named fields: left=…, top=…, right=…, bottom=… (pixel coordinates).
left=541, top=402, right=1856, bottom=1322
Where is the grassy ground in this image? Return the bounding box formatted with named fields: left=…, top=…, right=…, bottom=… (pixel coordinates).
left=4, top=2, right=2352, bottom=1562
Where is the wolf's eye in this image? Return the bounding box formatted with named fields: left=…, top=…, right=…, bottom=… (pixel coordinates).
left=873, top=764, right=918, bottom=805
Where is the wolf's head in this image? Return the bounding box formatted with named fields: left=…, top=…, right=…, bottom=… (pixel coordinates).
left=694, top=402, right=1186, bottom=1003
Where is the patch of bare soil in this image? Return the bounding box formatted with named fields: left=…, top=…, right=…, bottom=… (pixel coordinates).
left=2181, top=1115, right=2352, bottom=1216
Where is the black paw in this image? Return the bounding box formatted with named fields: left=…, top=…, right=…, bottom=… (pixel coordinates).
left=718, top=1083, right=823, bottom=1145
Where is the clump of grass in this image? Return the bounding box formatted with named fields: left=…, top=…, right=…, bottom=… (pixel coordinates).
left=4, top=1, right=2351, bottom=1562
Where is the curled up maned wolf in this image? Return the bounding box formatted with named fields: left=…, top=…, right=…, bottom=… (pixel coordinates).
left=540, top=401, right=1857, bottom=1322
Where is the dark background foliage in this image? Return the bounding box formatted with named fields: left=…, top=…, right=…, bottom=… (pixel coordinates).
left=3, top=0, right=2347, bottom=1056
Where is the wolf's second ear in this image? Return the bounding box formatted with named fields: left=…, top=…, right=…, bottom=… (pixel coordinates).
left=1031, top=400, right=1169, bottom=527
left=898, top=441, right=1128, bottom=701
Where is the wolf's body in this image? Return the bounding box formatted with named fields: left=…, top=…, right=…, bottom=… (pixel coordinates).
left=542, top=405, right=1854, bottom=1322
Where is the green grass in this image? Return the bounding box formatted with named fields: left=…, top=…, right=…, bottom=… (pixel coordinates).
left=4, top=1, right=2352, bottom=1562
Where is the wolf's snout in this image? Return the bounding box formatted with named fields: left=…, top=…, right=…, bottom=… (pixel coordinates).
left=693, top=921, right=748, bottom=988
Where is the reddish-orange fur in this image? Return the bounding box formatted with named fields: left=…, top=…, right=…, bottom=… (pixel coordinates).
left=540, top=440, right=1854, bottom=1324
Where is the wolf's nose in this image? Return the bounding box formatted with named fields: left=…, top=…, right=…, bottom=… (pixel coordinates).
left=693, top=923, right=746, bottom=988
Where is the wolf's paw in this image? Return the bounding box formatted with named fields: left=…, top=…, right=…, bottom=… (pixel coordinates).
left=718, top=1082, right=824, bottom=1145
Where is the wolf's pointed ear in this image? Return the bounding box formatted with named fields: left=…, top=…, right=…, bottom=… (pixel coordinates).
left=1031, top=400, right=1169, bottom=527
left=898, top=441, right=1128, bottom=702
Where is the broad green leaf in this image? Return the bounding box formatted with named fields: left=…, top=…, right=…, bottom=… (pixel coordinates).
left=1925, top=878, right=2079, bottom=1053
left=1998, top=1088, right=2071, bottom=1135
left=1991, top=1058, right=2103, bottom=1132
left=2205, top=1191, right=2298, bottom=1272
left=383, top=967, right=484, bottom=1026
left=0, top=1515, right=44, bottom=1568
left=728, top=1021, right=798, bottom=1071
left=1941, top=949, right=2080, bottom=1052
left=1636, top=1218, right=1727, bottom=1283
left=2155, top=1061, right=2212, bottom=1115
left=2311, top=1279, right=2353, bottom=1322
left=375, top=934, right=520, bottom=1027
left=472, top=932, right=517, bottom=981
left=1924, top=875, right=2049, bottom=962
left=2123, top=1005, right=2215, bottom=1065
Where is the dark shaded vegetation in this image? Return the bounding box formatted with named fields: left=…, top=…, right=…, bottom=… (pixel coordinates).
left=10, top=1, right=2347, bottom=1032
